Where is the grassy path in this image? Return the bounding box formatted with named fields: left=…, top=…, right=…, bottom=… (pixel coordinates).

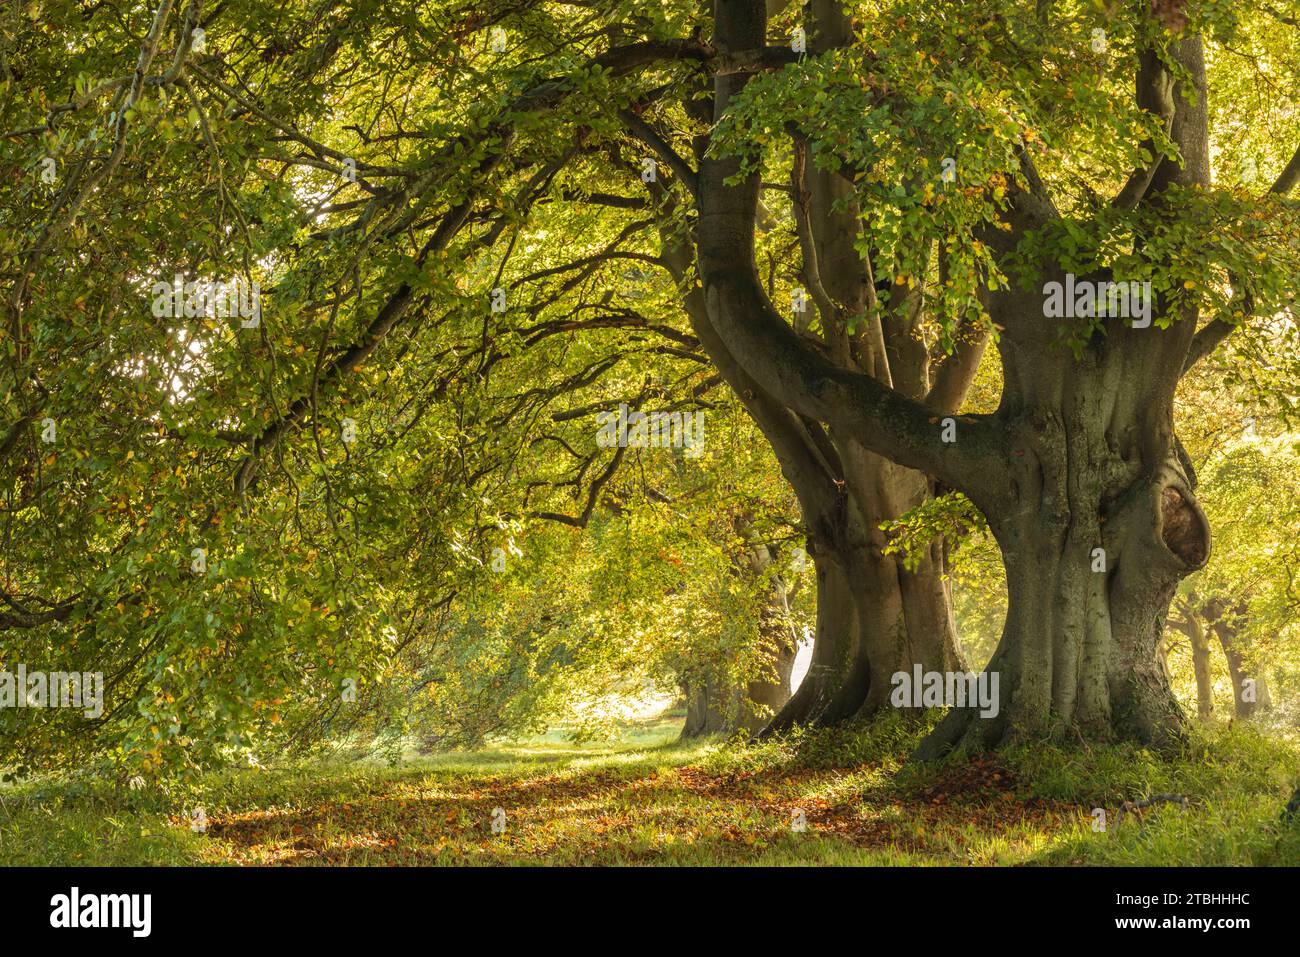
left=3, top=720, right=1298, bottom=866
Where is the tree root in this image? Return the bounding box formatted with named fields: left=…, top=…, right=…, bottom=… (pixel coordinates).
left=1114, top=793, right=1191, bottom=828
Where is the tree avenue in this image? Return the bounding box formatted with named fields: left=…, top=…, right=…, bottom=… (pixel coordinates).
left=1, top=0, right=1298, bottom=781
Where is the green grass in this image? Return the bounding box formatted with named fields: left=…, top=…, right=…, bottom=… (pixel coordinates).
left=2, top=717, right=1297, bottom=866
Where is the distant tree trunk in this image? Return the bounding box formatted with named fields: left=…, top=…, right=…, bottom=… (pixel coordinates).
left=1189, top=618, right=1215, bottom=723
left=680, top=526, right=799, bottom=739
left=681, top=677, right=735, bottom=737
left=679, top=644, right=798, bottom=738
left=741, top=641, right=797, bottom=735
left=737, top=533, right=799, bottom=735
left=1156, top=630, right=1175, bottom=686
left=1170, top=603, right=1215, bottom=722
left=1206, top=599, right=1270, bottom=719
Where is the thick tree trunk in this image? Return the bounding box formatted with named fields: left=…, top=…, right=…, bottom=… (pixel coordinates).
left=916, top=354, right=1211, bottom=758
left=658, top=205, right=966, bottom=739
left=749, top=0, right=968, bottom=733
left=770, top=0, right=964, bottom=724
left=911, top=32, right=1214, bottom=756
left=762, top=467, right=965, bottom=733
left=644, top=0, right=973, bottom=740
left=763, top=547, right=866, bottom=732
left=1190, top=618, right=1215, bottom=722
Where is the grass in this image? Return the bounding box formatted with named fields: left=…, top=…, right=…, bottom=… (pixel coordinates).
left=2, top=716, right=1297, bottom=866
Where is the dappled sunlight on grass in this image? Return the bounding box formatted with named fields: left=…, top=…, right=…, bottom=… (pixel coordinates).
left=3, top=721, right=1296, bottom=866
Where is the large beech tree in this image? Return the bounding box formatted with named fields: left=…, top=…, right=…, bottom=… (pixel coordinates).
left=694, top=0, right=1300, bottom=753
left=651, top=68, right=971, bottom=732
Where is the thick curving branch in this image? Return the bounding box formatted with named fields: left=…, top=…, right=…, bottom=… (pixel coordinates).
left=694, top=0, right=1008, bottom=507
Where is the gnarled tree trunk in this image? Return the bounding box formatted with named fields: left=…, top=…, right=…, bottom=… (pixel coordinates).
left=658, top=208, right=967, bottom=737
left=763, top=463, right=964, bottom=732
left=654, top=0, right=974, bottom=737
left=919, top=399, right=1209, bottom=756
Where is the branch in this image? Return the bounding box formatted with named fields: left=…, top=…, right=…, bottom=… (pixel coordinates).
left=218, top=32, right=803, bottom=495
left=0, top=586, right=81, bottom=630
left=788, top=136, right=839, bottom=334
left=11, top=0, right=176, bottom=322
left=617, top=109, right=699, bottom=199
left=697, top=0, right=1007, bottom=504
left=711, top=46, right=801, bottom=75
left=1112, top=48, right=1176, bottom=210
left=229, top=38, right=710, bottom=493
left=530, top=446, right=626, bottom=528
left=0, top=410, right=40, bottom=469
left=234, top=180, right=493, bottom=495
left=925, top=320, right=990, bottom=414
left=1271, top=142, right=1300, bottom=198
left=1182, top=143, right=1300, bottom=374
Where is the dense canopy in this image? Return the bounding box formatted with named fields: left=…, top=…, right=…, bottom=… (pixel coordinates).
left=2, top=0, right=1299, bottom=789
